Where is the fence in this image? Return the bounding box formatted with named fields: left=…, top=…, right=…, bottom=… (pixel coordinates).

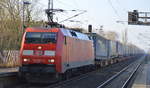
left=0, top=50, right=20, bottom=68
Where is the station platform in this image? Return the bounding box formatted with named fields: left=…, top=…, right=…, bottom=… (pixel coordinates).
left=132, top=58, right=150, bottom=88
left=0, top=68, right=18, bottom=74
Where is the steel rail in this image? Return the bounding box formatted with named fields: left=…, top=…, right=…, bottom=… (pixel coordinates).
left=121, top=61, right=141, bottom=88
left=48, top=70, right=95, bottom=88
left=0, top=72, right=17, bottom=77
left=97, top=58, right=143, bottom=88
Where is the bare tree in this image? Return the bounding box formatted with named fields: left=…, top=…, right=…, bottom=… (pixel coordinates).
left=0, top=0, right=42, bottom=67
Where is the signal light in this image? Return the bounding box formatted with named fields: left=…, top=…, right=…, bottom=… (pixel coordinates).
left=88, top=25, right=92, bottom=33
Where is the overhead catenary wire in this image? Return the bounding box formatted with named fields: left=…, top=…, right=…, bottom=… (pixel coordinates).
left=107, top=0, right=121, bottom=19
left=34, top=0, right=87, bottom=25
left=59, top=10, right=87, bottom=23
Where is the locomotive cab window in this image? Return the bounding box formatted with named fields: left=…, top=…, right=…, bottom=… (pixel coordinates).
left=25, top=32, right=57, bottom=44
left=42, top=33, right=57, bottom=43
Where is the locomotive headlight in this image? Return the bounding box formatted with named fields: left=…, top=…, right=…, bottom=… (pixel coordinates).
left=23, top=58, right=28, bottom=62
left=23, top=58, right=30, bottom=62
left=48, top=59, right=55, bottom=63
left=51, top=59, right=55, bottom=63
left=38, top=46, right=42, bottom=50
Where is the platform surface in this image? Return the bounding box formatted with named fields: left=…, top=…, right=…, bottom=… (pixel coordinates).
left=132, top=59, right=150, bottom=88
left=0, top=68, right=18, bottom=74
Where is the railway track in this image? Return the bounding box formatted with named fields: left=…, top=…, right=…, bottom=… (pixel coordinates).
left=0, top=56, right=143, bottom=88
left=45, top=56, right=143, bottom=88
left=0, top=72, right=18, bottom=88
left=46, top=70, right=95, bottom=88
left=13, top=68, right=96, bottom=88
left=0, top=72, right=17, bottom=77
left=96, top=56, right=145, bottom=88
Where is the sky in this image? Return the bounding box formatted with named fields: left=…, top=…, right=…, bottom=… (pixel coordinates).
left=31, top=0, right=150, bottom=51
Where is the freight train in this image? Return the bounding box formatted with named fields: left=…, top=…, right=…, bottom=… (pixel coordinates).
left=88, top=33, right=143, bottom=67
left=19, top=27, right=144, bottom=83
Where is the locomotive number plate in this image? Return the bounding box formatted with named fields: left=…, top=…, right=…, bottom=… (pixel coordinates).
left=34, top=50, right=43, bottom=56
left=33, top=59, right=41, bottom=63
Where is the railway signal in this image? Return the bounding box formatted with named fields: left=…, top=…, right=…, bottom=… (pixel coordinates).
left=128, top=10, right=139, bottom=23
left=22, top=1, right=31, bottom=32
left=88, top=25, right=92, bottom=33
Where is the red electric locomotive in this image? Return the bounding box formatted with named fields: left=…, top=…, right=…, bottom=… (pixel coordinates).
left=19, top=27, right=94, bottom=82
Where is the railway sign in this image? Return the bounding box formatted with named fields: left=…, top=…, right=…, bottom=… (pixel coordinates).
left=128, top=10, right=150, bottom=26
